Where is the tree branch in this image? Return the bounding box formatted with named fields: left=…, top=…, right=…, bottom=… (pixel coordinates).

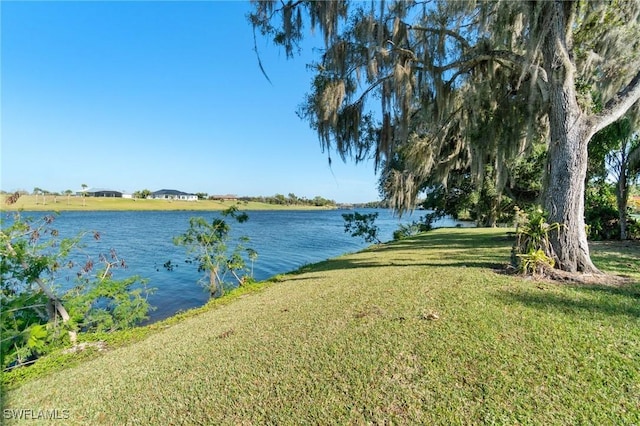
left=439, top=51, right=548, bottom=88
left=408, top=24, right=471, bottom=50
left=592, top=69, right=640, bottom=135
left=352, top=73, right=393, bottom=106
left=4, top=240, right=77, bottom=344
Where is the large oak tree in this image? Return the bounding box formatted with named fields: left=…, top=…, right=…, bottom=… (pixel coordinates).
left=251, top=0, right=640, bottom=273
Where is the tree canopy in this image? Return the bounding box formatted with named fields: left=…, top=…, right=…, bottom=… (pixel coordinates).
left=251, top=0, right=640, bottom=273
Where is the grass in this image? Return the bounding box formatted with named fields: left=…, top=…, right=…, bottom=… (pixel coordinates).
left=1, top=195, right=333, bottom=211
left=3, top=228, right=640, bottom=424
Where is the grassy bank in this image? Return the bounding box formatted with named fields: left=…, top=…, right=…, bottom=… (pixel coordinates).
left=4, top=229, right=640, bottom=424
left=1, top=195, right=333, bottom=212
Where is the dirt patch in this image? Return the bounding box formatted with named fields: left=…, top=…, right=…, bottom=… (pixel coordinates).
left=542, top=268, right=634, bottom=286
left=500, top=264, right=635, bottom=287
left=63, top=341, right=107, bottom=354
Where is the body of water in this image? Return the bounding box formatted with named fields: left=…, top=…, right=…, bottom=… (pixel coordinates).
left=5, top=209, right=469, bottom=322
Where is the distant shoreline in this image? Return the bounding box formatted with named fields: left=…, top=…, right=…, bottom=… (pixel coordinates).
left=1, top=195, right=338, bottom=212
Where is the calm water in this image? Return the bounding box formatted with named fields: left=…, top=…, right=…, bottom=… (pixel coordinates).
left=5, top=209, right=468, bottom=322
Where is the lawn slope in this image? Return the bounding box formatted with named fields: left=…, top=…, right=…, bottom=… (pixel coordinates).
left=4, top=228, right=640, bottom=424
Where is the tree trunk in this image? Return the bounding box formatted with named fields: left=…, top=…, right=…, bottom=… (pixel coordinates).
left=541, top=1, right=600, bottom=274
left=479, top=197, right=499, bottom=228
left=543, top=119, right=600, bottom=273
left=617, top=159, right=628, bottom=240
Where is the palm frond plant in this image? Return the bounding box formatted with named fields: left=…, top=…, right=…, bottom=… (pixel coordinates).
left=512, top=206, right=561, bottom=275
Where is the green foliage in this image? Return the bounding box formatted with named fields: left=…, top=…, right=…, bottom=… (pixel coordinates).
left=512, top=206, right=561, bottom=274
left=587, top=117, right=640, bottom=239
left=420, top=174, right=476, bottom=222
left=585, top=182, right=640, bottom=240
left=269, top=274, right=286, bottom=283
left=342, top=212, right=382, bottom=244
left=585, top=183, right=620, bottom=240
left=516, top=249, right=556, bottom=275
left=405, top=151, right=544, bottom=228
left=64, top=272, right=152, bottom=333
left=173, top=207, right=257, bottom=297
left=1, top=212, right=153, bottom=370
left=392, top=213, right=437, bottom=240
left=0, top=292, right=50, bottom=368
left=132, top=189, right=152, bottom=199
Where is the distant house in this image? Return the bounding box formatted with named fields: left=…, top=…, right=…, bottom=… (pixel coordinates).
left=78, top=188, right=123, bottom=198
left=150, top=189, right=198, bottom=201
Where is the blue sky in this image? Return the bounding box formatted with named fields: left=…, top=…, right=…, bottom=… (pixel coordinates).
left=1, top=1, right=381, bottom=203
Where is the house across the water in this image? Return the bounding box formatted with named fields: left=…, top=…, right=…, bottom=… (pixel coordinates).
left=150, top=189, right=198, bottom=201
left=77, top=188, right=123, bottom=198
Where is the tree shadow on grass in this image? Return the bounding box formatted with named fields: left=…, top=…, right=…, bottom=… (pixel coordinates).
left=375, top=230, right=513, bottom=253
left=495, top=282, right=640, bottom=319
left=289, top=255, right=507, bottom=275
left=289, top=230, right=513, bottom=274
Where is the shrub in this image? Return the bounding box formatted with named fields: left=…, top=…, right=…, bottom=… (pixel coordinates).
left=585, top=184, right=620, bottom=240
left=1, top=212, right=153, bottom=370
left=392, top=213, right=438, bottom=240
left=511, top=206, right=560, bottom=274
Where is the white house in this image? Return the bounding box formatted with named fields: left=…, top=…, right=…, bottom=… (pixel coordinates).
left=149, top=189, right=198, bottom=201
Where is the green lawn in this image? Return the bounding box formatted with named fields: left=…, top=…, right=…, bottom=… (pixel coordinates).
left=3, top=228, right=640, bottom=424
left=1, top=195, right=333, bottom=211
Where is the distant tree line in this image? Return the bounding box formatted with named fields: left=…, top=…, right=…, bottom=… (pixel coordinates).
left=350, top=201, right=391, bottom=209
left=238, top=193, right=336, bottom=207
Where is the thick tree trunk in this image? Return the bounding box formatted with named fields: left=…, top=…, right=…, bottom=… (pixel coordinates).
left=543, top=118, right=600, bottom=273
left=541, top=1, right=600, bottom=274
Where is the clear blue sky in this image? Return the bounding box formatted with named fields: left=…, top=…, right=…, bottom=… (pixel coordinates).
left=1, top=1, right=381, bottom=203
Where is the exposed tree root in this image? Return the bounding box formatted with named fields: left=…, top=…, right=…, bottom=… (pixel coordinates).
left=501, top=264, right=634, bottom=286
left=541, top=268, right=633, bottom=286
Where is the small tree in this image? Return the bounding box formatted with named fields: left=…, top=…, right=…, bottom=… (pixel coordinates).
left=589, top=117, right=640, bottom=238
left=81, top=184, right=88, bottom=206
left=41, top=189, right=49, bottom=205
left=64, top=189, right=73, bottom=205
left=33, top=187, right=41, bottom=205
left=1, top=211, right=152, bottom=369
left=393, top=214, right=437, bottom=241
left=342, top=212, right=382, bottom=245
left=173, top=207, right=257, bottom=298
left=133, top=189, right=151, bottom=199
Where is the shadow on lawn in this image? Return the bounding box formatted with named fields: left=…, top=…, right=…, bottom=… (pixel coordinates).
left=375, top=230, right=513, bottom=252
left=292, top=229, right=513, bottom=274
left=495, top=282, right=640, bottom=318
